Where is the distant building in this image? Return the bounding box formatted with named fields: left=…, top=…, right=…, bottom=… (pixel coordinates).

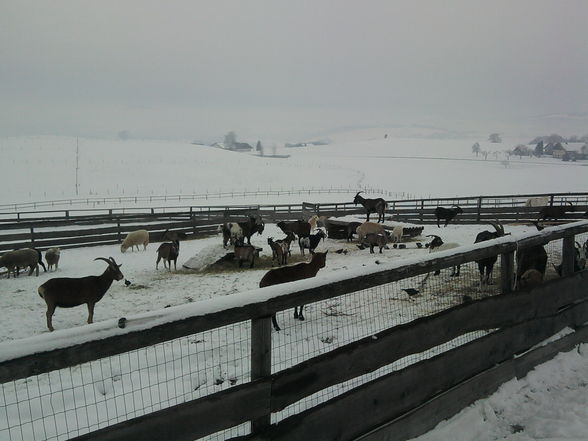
left=228, top=142, right=253, bottom=152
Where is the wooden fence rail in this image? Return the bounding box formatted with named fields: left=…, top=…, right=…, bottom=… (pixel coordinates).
left=0, top=192, right=587, bottom=252
left=0, top=221, right=587, bottom=441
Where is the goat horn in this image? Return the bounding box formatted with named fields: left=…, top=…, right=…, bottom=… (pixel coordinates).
left=426, top=234, right=441, bottom=239
left=94, top=257, right=113, bottom=265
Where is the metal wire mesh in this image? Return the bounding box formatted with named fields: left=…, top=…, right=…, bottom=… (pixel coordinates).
left=0, top=321, right=251, bottom=441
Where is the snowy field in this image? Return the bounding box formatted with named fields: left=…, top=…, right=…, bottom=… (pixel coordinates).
left=0, top=133, right=587, bottom=441
left=1, top=134, right=587, bottom=209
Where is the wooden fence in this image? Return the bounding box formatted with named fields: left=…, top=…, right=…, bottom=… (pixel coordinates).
left=0, top=192, right=587, bottom=252
left=0, top=220, right=587, bottom=441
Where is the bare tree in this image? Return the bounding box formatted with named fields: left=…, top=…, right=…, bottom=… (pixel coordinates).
left=488, top=133, right=502, bottom=143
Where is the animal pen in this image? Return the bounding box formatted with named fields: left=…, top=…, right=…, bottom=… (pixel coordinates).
left=0, top=219, right=587, bottom=441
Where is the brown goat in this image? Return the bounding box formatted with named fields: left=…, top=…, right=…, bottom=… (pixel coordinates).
left=38, top=257, right=125, bottom=331
left=538, top=202, right=575, bottom=221
left=259, top=251, right=327, bottom=331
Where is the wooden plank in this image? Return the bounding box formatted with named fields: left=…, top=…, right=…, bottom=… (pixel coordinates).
left=269, top=275, right=587, bottom=412
left=254, top=303, right=588, bottom=441
left=355, top=324, right=588, bottom=441
left=71, top=378, right=270, bottom=441
left=251, top=317, right=273, bottom=432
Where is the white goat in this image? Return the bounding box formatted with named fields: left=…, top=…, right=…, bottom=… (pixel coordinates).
left=308, top=215, right=319, bottom=232
left=121, top=230, right=150, bottom=253
left=390, top=225, right=404, bottom=243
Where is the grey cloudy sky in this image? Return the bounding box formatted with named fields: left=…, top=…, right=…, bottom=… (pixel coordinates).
left=1, top=0, right=587, bottom=141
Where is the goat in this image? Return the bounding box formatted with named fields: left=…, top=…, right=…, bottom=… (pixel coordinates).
left=234, top=244, right=261, bottom=268
left=299, top=230, right=326, bottom=255
left=45, top=248, right=61, bottom=271
left=38, top=257, right=125, bottom=331
left=353, top=192, right=387, bottom=223
left=426, top=235, right=461, bottom=276
left=316, top=216, right=330, bottom=229
left=156, top=240, right=180, bottom=271
left=538, top=202, right=575, bottom=221
left=390, top=225, right=404, bottom=243
left=363, top=232, right=388, bottom=254
left=220, top=222, right=244, bottom=248
left=515, top=222, right=548, bottom=288
left=121, top=230, right=149, bottom=253
left=433, top=206, right=463, bottom=228
left=524, top=196, right=549, bottom=207
left=277, top=220, right=311, bottom=239
left=0, top=248, right=40, bottom=278
left=474, top=222, right=506, bottom=288
left=356, top=221, right=386, bottom=243
left=275, top=232, right=296, bottom=258
left=308, top=215, right=319, bottom=232
left=259, top=252, right=328, bottom=331
left=237, top=216, right=265, bottom=245
left=554, top=241, right=587, bottom=276
left=345, top=222, right=363, bottom=242
left=162, top=229, right=187, bottom=241
left=268, top=238, right=287, bottom=265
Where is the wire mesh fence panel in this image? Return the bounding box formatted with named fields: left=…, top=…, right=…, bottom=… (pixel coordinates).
left=270, top=257, right=505, bottom=423
left=0, top=321, right=251, bottom=441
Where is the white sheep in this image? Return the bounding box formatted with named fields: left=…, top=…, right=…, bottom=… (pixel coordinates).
left=120, top=230, right=150, bottom=253
left=524, top=196, right=549, bottom=207
left=45, top=247, right=61, bottom=271
left=390, top=225, right=404, bottom=243
left=356, top=222, right=385, bottom=243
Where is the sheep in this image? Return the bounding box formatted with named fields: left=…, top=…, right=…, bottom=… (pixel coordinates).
left=237, top=216, right=265, bottom=244
left=234, top=244, right=261, bottom=268
left=219, top=222, right=244, bottom=248
left=343, top=222, right=362, bottom=242
left=362, top=232, right=388, bottom=254
left=267, top=238, right=287, bottom=265
left=45, top=248, right=61, bottom=271
left=524, top=196, right=549, bottom=207
left=390, top=225, right=404, bottom=243
left=474, top=222, right=506, bottom=287
left=299, top=230, right=327, bottom=255
left=356, top=222, right=385, bottom=243
left=156, top=240, right=180, bottom=271
left=353, top=192, right=388, bottom=223
left=0, top=248, right=40, bottom=278
left=120, top=229, right=150, bottom=253
left=277, top=220, right=311, bottom=239
left=259, top=251, right=328, bottom=331
left=38, top=257, right=125, bottom=331
left=538, top=202, right=575, bottom=221
left=433, top=206, right=463, bottom=228
left=518, top=269, right=544, bottom=289
left=426, top=235, right=461, bottom=276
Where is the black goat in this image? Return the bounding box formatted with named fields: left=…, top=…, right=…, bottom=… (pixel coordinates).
left=433, top=206, right=463, bottom=228
left=277, top=220, right=311, bottom=238
left=515, top=221, right=548, bottom=288
left=353, top=192, right=387, bottom=223
left=538, top=202, right=575, bottom=221
left=346, top=222, right=363, bottom=242
left=299, top=230, right=326, bottom=255
left=474, top=222, right=506, bottom=288
left=238, top=216, right=265, bottom=244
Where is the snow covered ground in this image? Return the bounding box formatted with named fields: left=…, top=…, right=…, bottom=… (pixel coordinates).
left=409, top=343, right=588, bottom=441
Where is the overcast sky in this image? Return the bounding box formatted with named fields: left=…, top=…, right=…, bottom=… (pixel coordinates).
left=1, top=0, right=587, bottom=141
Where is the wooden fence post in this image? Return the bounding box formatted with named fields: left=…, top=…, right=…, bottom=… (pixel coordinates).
left=500, top=250, right=514, bottom=294
left=419, top=200, right=424, bottom=223
left=30, top=227, right=35, bottom=248
left=476, top=197, right=483, bottom=222
left=561, top=235, right=576, bottom=277
left=251, top=316, right=273, bottom=433
left=116, top=220, right=121, bottom=243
